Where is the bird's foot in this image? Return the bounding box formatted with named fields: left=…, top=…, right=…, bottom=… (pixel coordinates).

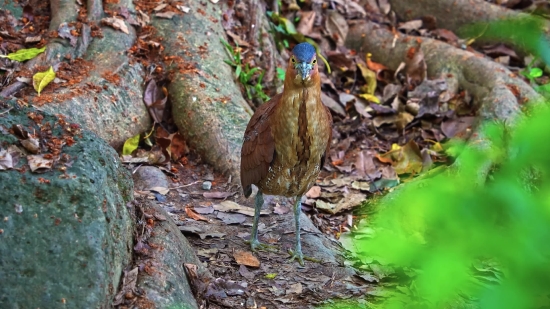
left=287, top=249, right=321, bottom=266
left=246, top=239, right=278, bottom=252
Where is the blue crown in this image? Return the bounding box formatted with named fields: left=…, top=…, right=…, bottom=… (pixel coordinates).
left=292, top=43, right=316, bottom=62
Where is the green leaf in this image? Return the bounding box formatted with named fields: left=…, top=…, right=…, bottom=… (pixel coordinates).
left=276, top=67, right=286, bottom=81
left=264, top=273, right=277, bottom=279
left=122, top=134, right=141, bottom=155
left=235, top=65, right=242, bottom=78
left=0, top=46, right=46, bottom=62
left=32, top=66, right=56, bottom=96
left=529, top=67, right=543, bottom=78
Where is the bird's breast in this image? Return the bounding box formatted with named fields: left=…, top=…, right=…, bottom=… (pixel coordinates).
left=260, top=86, right=330, bottom=196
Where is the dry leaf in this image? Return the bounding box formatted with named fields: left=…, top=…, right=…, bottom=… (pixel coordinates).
left=296, top=11, right=316, bottom=36
left=273, top=203, right=290, bottom=215
left=234, top=250, right=260, bottom=267
left=27, top=154, right=54, bottom=172
left=405, top=46, right=427, bottom=87
left=305, top=186, right=321, bottom=198
left=321, top=93, right=346, bottom=116
left=149, top=186, right=169, bottom=195
left=214, top=201, right=269, bottom=216
left=102, top=17, right=129, bottom=34
left=203, top=191, right=235, bottom=199
left=315, top=193, right=365, bottom=214
left=325, top=10, right=348, bottom=47
left=286, top=283, right=303, bottom=295
left=226, top=30, right=250, bottom=47
left=185, top=206, right=208, bottom=221
left=153, top=3, right=168, bottom=11
left=0, top=149, right=14, bottom=170
left=155, top=11, right=177, bottom=19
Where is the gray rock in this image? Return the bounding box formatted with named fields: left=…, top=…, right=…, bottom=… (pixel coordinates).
left=133, top=165, right=170, bottom=190
left=202, top=181, right=212, bottom=191
left=0, top=100, right=134, bottom=308
left=136, top=201, right=207, bottom=309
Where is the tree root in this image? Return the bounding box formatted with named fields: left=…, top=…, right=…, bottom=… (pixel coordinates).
left=151, top=1, right=252, bottom=180
left=1, top=0, right=150, bottom=149
left=345, top=20, right=542, bottom=184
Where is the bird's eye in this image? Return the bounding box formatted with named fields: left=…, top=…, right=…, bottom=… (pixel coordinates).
left=291, top=57, right=296, bottom=63
left=312, top=59, right=317, bottom=64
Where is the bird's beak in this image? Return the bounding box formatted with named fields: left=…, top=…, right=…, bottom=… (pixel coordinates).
left=295, top=62, right=313, bottom=80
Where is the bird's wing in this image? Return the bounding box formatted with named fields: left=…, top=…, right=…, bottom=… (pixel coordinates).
left=240, top=94, right=282, bottom=197
left=321, top=105, right=333, bottom=168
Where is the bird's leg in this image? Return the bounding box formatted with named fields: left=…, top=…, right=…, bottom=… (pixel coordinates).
left=288, top=196, right=305, bottom=266
left=247, top=191, right=277, bottom=252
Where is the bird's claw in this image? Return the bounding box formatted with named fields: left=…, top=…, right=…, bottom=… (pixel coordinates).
left=287, top=249, right=305, bottom=266
left=287, top=249, right=321, bottom=266
left=246, top=239, right=278, bottom=252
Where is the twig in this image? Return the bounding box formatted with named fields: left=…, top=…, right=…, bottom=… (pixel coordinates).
left=169, top=181, right=201, bottom=189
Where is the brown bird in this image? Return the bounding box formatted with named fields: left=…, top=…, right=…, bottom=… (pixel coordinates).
left=240, top=42, right=333, bottom=265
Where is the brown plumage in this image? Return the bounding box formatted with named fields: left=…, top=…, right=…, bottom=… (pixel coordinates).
left=240, top=42, right=332, bottom=265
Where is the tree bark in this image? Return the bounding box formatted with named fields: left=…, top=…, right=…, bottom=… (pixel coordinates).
left=152, top=1, right=252, bottom=180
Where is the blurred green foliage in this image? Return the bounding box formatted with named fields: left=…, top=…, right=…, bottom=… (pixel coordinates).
left=326, top=16, right=550, bottom=309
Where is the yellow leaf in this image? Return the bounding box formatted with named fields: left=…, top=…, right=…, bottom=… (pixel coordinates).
left=33, top=66, right=55, bottom=96
left=122, top=134, right=140, bottom=155
left=358, top=93, right=380, bottom=104
left=432, top=142, right=444, bottom=152
left=357, top=62, right=377, bottom=96
left=265, top=273, right=278, bottom=279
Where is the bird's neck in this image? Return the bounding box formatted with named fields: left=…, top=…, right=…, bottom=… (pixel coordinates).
left=280, top=76, right=322, bottom=110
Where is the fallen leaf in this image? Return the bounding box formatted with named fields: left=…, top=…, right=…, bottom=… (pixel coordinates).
left=441, top=116, right=476, bottom=138
left=265, top=273, right=277, bottom=279
left=102, top=17, right=129, bottom=34
left=286, top=283, right=303, bottom=295
left=357, top=62, right=378, bottom=98
left=149, top=186, right=169, bottom=195
left=144, top=79, right=167, bottom=123
left=155, top=11, right=177, bottom=19
left=333, top=193, right=366, bottom=214
left=234, top=250, right=260, bottom=267
left=217, top=212, right=246, bottom=225
left=203, top=191, right=235, bottom=199
left=214, top=200, right=269, bottom=216
left=177, top=5, right=190, bottom=13
left=376, top=140, right=423, bottom=175
left=306, top=186, right=321, bottom=198
left=226, top=30, right=250, bottom=47
left=33, top=66, right=55, bottom=96
left=20, top=137, right=40, bottom=154
left=296, top=11, right=316, bottom=36
left=122, top=134, right=140, bottom=155
left=239, top=264, right=255, bottom=279
left=194, top=206, right=214, bottom=214
left=273, top=203, right=290, bottom=215
left=321, top=93, right=346, bottom=116
left=27, top=154, right=54, bottom=172
left=405, top=45, right=427, bottom=87
left=153, top=3, right=168, bottom=11
left=0, top=149, right=14, bottom=170
left=398, top=20, right=423, bottom=32
left=57, top=23, right=78, bottom=47
left=0, top=46, right=46, bottom=62
left=325, top=10, right=348, bottom=47
left=186, top=207, right=208, bottom=221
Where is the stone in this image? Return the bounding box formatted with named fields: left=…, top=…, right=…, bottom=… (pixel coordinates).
left=0, top=100, right=134, bottom=308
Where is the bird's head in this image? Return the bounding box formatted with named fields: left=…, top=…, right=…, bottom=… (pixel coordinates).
left=287, top=42, right=318, bottom=87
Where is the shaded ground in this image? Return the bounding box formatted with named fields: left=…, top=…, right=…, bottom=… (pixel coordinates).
left=2, top=0, right=545, bottom=307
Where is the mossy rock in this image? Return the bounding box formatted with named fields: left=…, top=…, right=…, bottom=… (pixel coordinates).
left=0, top=99, right=134, bottom=308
